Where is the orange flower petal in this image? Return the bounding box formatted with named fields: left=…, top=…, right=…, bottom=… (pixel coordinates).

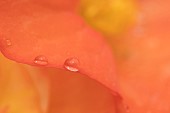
left=0, top=0, right=117, bottom=92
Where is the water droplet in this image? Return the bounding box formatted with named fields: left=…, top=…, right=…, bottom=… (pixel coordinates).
left=112, top=91, right=122, bottom=99
left=6, top=39, right=12, bottom=46
left=64, top=57, right=80, bottom=72
left=34, top=55, right=48, bottom=66
left=124, top=104, right=130, bottom=113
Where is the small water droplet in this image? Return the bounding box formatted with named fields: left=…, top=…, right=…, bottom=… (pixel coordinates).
left=112, top=91, right=122, bottom=99
left=6, top=39, right=12, bottom=46
left=34, top=55, right=48, bottom=66
left=64, top=57, right=80, bottom=72
left=124, top=104, right=130, bottom=113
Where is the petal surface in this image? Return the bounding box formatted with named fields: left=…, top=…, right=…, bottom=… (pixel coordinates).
left=114, top=1, right=170, bottom=113
left=0, top=0, right=117, bottom=91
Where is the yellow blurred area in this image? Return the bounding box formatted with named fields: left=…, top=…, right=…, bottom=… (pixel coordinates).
left=0, top=54, right=42, bottom=113
left=79, top=0, right=137, bottom=37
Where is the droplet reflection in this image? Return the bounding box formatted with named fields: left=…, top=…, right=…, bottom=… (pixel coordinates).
left=34, top=55, right=48, bottom=66
left=6, top=39, right=12, bottom=46
left=64, top=57, right=80, bottom=72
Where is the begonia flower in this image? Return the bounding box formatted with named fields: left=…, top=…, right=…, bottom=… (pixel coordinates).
left=0, top=0, right=170, bottom=113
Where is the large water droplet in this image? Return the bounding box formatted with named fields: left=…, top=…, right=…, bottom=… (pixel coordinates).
left=34, top=55, right=48, bottom=66
left=64, top=57, right=80, bottom=72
